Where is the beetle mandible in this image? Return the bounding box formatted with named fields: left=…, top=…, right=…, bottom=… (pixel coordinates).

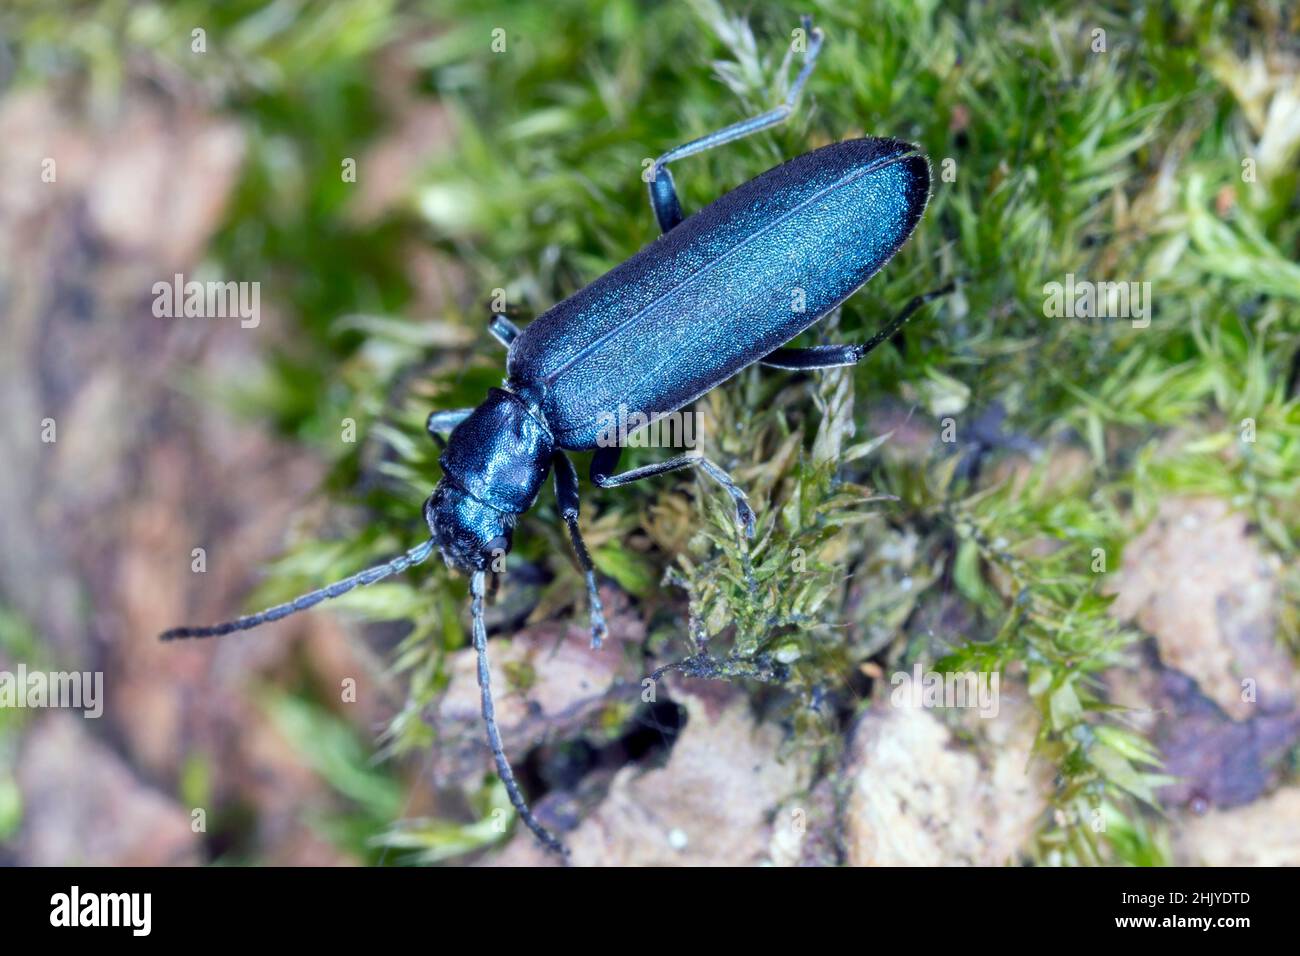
left=161, top=16, right=945, bottom=859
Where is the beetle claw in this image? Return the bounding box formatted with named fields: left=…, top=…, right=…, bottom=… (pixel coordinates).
left=590, top=616, right=608, bottom=651
left=737, top=500, right=757, bottom=539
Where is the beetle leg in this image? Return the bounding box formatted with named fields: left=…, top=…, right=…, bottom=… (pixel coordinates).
left=426, top=408, right=473, bottom=448
left=761, top=344, right=866, bottom=370
left=489, top=313, right=521, bottom=348
left=552, top=450, right=609, bottom=649
left=591, top=446, right=755, bottom=538
left=761, top=282, right=955, bottom=370
left=647, top=15, right=824, bottom=233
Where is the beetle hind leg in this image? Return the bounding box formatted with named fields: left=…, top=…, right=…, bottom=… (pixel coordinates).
left=761, top=343, right=866, bottom=370
left=761, top=282, right=955, bottom=370
left=646, top=15, right=824, bottom=234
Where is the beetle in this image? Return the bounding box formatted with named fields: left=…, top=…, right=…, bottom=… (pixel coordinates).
left=160, top=16, right=944, bottom=858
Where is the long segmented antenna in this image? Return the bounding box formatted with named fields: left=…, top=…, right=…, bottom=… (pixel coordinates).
left=159, top=539, right=437, bottom=641
left=470, top=569, right=569, bottom=859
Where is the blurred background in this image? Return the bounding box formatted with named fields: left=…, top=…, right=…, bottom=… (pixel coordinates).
left=0, top=0, right=1298, bottom=866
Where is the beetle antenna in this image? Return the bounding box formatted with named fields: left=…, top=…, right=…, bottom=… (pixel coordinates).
left=469, top=569, right=569, bottom=860
left=159, top=538, right=438, bottom=641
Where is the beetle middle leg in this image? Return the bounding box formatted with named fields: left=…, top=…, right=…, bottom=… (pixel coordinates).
left=591, top=446, right=756, bottom=538
left=761, top=282, right=955, bottom=370
left=552, top=450, right=609, bottom=649
left=646, top=15, right=824, bottom=233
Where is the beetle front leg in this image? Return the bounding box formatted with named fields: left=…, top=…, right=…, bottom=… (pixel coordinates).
left=552, top=450, right=609, bottom=649
left=426, top=408, right=473, bottom=448
left=591, top=446, right=755, bottom=538
left=647, top=15, right=824, bottom=233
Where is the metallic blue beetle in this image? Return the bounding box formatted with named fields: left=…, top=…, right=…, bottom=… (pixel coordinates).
left=162, top=17, right=940, bottom=858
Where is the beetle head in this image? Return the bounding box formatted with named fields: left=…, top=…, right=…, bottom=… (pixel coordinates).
left=424, top=480, right=514, bottom=573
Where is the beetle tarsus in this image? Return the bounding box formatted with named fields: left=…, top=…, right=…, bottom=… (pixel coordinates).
left=553, top=450, right=608, bottom=649
left=645, top=15, right=827, bottom=234
left=787, top=15, right=824, bottom=108
left=564, top=514, right=608, bottom=649
left=696, top=457, right=756, bottom=538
